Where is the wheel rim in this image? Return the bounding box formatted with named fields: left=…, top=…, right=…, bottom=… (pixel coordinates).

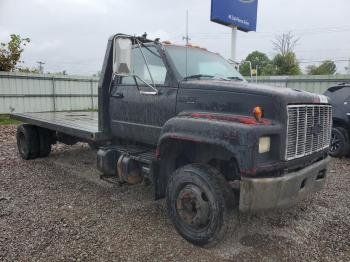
left=176, top=184, right=211, bottom=230
left=18, top=131, right=27, bottom=156
left=330, top=132, right=340, bottom=153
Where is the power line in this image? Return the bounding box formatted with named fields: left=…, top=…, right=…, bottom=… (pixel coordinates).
left=295, top=48, right=350, bottom=53
left=298, top=59, right=349, bottom=64
left=191, top=25, right=350, bottom=36
left=190, top=26, right=350, bottom=41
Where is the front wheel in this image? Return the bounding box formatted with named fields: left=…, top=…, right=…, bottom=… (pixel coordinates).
left=329, top=127, right=349, bottom=158
left=166, top=164, right=236, bottom=247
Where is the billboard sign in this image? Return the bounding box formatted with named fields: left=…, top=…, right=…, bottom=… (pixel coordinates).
left=211, top=0, right=258, bottom=32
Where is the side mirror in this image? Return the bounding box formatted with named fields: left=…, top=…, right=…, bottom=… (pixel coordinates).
left=113, top=37, right=132, bottom=75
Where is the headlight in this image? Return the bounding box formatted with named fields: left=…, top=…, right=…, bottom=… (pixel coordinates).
left=259, top=137, right=271, bottom=154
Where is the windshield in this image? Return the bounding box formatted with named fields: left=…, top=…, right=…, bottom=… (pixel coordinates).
left=165, top=46, right=245, bottom=81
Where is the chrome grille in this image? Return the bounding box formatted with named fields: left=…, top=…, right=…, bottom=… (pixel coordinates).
left=286, top=104, right=332, bottom=160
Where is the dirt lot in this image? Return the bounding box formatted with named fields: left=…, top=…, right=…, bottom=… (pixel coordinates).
left=0, top=125, right=349, bottom=261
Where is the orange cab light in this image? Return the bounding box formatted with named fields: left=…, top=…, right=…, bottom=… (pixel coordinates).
left=253, top=106, right=263, bottom=122
left=162, top=41, right=172, bottom=45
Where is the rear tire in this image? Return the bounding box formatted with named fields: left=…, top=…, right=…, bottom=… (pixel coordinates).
left=16, top=124, right=40, bottom=160
left=329, top=127, right=349, bottom=158
left=166, top=164, right=236, bottom=247
left=37, top=127, right=52, bottom=158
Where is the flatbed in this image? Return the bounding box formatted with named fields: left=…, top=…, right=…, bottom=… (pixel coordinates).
left=11, top=111, right=107, bottom=141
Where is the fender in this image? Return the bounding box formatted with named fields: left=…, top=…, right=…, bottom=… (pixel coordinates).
left=158, top=112, right=279, bottom=174
left=333, top=117, right=349, bottom=129
left=153, top=112, right=280, bottom=200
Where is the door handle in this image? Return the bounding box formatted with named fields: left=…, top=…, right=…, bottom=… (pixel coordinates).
left=113, top=92, right=124, bottom=99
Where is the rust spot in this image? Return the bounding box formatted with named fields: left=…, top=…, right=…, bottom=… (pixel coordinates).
left=188, top=113, right=271, bottom=126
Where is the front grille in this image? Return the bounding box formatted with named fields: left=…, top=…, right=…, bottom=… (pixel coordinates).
left=286, top=104, right=332, bottom=160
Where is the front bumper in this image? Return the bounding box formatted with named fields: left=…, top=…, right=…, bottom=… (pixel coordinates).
left=239, top=157, right=330, bottom=212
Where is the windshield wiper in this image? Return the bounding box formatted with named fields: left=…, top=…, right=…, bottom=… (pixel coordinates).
left=183, top=74, right=215, bottom=80
left=226, top=76, right=244, bottom=81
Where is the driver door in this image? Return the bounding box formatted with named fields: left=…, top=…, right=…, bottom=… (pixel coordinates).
left=109, top=45, right=177, bottom=145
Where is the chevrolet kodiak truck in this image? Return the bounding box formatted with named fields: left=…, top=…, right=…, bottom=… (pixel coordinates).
left=11, top=34, right=332, bottom=247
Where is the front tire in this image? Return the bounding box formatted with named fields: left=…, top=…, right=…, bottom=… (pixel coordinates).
left=329, top=127, right=349, bottom=158
left=166, top=164, right=236, bottom=247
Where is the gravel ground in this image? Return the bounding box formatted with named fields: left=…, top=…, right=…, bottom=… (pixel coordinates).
left=0, top=125, right=349, bottom=261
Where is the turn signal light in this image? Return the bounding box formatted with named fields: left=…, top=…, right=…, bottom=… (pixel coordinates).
left=253, top=106, right=263, bottom=122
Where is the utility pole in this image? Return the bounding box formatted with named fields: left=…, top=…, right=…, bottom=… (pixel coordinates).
left=183, top=10, right=191, bottom=45
left=37, top=61, right=45, bottom=74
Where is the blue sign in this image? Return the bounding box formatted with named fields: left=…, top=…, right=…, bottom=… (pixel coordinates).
left=211, top=0, right=258, bottom=32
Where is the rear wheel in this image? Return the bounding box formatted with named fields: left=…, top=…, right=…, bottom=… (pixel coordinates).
left=37, top=127, right=53, bottom=158
left=166, top=164, right=236, bottom=247
left=16, top=124, right=40, bottom=160
left=329, top=127, right=349, bottom=158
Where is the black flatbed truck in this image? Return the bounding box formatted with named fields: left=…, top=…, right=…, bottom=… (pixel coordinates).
left=11, top=34, right=332, bottom=247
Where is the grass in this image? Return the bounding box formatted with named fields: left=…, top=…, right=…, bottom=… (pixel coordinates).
left=0, top=115, right=21, bottom=125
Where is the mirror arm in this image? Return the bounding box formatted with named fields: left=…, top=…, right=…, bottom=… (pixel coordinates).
left=139, top=91, right=158, bottom=95
left=133, top=75, right=140, bottom=91
left=136, top=39, right=156, bottom=87
left=134, top=75, right=159, bottom=95
left=112, top=74, right=158, bottom=95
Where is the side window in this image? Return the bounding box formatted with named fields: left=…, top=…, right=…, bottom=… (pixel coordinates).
left=121, top=46, right=167, bottom=85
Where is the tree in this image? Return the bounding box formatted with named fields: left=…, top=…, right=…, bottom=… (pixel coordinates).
left=0, top=34, right=30, bottom=72
left=270, top=32, right=301, bottom=75
left=306, top=60, right=337, bottom=75
left=272, top=52, right=301, bottom=75
left=239, top=51, right=275, bottom=76
left=272, top=32, right=299, bottom=56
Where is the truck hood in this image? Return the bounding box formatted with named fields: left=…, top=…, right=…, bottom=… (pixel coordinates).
left=180, top=80, right=323, bottom=105
left=177, top=80, right=329, bottom=123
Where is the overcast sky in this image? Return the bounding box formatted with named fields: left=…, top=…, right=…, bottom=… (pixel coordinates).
left=1, top=0, right=350, bottom=75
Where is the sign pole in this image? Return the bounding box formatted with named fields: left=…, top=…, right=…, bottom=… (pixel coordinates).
left=230, top=26, right=238, bottom=62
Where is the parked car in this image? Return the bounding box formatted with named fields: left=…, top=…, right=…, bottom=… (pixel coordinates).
left=11, top=33, right=332, bottom=246
left=324, top=82, right=350, bottom=158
